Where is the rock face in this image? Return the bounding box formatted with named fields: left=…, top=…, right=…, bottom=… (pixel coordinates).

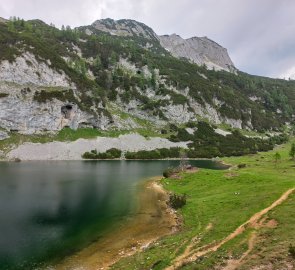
left=0, top=17, right=7, bottom=24
left=0, top=52, right=112, bottom=134
left=0, top=52, right=72, bottom=87
left=159, top=34, right=235, bottom=72
left=91, top=19, right=236, bottom=72
left=0, top=131, right=9, bottom=140
left=0, top=82, right=95, bottom=134
left=92, top=18, right=159, bottom=41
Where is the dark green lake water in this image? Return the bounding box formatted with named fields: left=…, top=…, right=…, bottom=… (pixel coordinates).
left=0, top=160, right=226, bottom=269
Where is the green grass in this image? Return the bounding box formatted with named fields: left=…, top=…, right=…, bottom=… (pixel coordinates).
left=111, top=141, right=295, bottom=269
left=107, top=103, right=169, bottom=138
left=54, top=127, right=103, bottom=141
left=239, top=192, right=295, bottom=269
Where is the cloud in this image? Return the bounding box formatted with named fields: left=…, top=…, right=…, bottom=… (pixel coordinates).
left=0, top=0, right=295, bottom=78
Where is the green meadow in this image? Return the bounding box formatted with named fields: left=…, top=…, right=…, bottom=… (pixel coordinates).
left=112, top=141, right=295, bottom=269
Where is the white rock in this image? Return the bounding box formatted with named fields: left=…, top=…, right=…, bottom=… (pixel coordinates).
left=0, top=52, right=73, bottom=87
left=8, top=133, right=190, bottom=160
left=214, top=128, right=232, bottom=136
left=0, top=131, right=9, bottom=140
left=159, top=34, right=236, bottom=72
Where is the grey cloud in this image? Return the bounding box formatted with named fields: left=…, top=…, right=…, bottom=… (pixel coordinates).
left=0, top=0, right=295, bottom=78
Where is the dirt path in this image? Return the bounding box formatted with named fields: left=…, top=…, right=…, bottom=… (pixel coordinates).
left=221, top=232, right=257, bottom=270
left=53, top=177, right=180, bottom=270
left=166, top=188, right=295, bottom=270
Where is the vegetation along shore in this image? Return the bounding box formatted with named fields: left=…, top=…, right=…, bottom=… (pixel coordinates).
left=110, top=140, right=295, bottom=269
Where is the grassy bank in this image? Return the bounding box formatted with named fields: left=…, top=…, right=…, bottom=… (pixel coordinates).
left=111, top=141, right=295, bottom=269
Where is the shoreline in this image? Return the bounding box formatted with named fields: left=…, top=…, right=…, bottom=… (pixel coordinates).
left=52, top=176, right=181, bottom=270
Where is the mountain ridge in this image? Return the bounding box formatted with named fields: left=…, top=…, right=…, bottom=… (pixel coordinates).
left=0, top=16, right=294, bottom=160
left=89, top=18, right=236, bottom=72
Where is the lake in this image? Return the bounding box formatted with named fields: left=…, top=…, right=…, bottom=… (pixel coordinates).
left=0, top=160, right=226, bottom=269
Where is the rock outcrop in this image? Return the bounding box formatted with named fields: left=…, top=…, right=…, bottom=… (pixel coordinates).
left=92, top=18, right=159, bottom=41
left=0, top=131, right=9, bottom=140
left=0, top=17, right=7, bottom=24
left=0, top=82, right=96, bottom=134
left=159, top=34, right=235, bottom=72
left=90, top=19, right=236, bottom=72
left=0, top=52, right=72, bottom=87
left=0, top=52, right=112, bottom=134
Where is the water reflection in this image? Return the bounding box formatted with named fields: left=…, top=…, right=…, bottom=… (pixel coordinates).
left=0, top=160, right=225, bottom=269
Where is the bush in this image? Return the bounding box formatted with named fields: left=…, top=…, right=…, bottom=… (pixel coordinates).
left=163, top=166, right=182, bottom=178
left=169, top=193, right=186, bottom=209
left=0, top=93, right=9, bottom=98
left=125, top=148, right=182, bottom=160
left=163, top=167, right=175, bottom=178
left=289, top=244, right=295, bottom=259
left=82, top=148, right=122, bottom=159
left=237, top=163, right=247, bottom=169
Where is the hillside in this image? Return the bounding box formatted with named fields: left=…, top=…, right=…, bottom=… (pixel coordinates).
left=0, top=17, right=294, bottom=159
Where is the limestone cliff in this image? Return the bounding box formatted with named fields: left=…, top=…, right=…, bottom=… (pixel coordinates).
left=92, top=18, right=159, bottom=41
left=0, top=17, right=292, bottom=140
left=0, top=53, right=111, bottom=134
left=90, top=19, right=235, bottom=72
left=159, top=34, right=236, bottom=72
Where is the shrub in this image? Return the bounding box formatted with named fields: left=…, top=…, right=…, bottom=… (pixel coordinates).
left=163, top=167, right=175, bottom=178
left=105, top=148, right=122, bottom=158
left=237, top=163, right=247, bottom=169
left=82, top=148, right=122, bottom=159
left=289, top=244, right=295, bottom=259
left=0, top=93, right=9, bottom=98
left=82, top=152, right=96, bottom=159
left=163, top=166, right=182, bottom=178
left=169, top=193, right=186, bottom=209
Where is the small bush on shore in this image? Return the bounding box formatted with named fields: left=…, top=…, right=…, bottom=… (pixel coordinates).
left=237, top=163, right=247, bottom=169
left=125, top=147, right=182, bottom=159
left=289, top=244, right=295, bottom=259
left=169, top=193, right=186, bottom=209
left=163, top=167, right=176, bottom=178
left=82, top=148, right=122, bottom=159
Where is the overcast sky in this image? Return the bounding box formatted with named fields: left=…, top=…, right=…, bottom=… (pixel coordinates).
left=1, top=0, right=295, bottom=79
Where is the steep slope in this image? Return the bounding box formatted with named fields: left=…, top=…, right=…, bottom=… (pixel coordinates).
left=89, top=19, right=235, bottom=72
left=0, top=17, right=294, bottom=154
left=159, top=34, right=236, bottom=72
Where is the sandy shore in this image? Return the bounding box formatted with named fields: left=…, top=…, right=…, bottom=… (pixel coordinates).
left=52, top=176, right=180, bottom=270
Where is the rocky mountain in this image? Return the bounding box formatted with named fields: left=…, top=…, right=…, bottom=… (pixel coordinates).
left=92, top=18, right=159, bottom=41
left=0, top=17, right=7, bottom=24
left=89, top=19, right=235, bottom=72
left=159, top=34, right=235, bottom=72
left=0, top=17, right=294, bottom=159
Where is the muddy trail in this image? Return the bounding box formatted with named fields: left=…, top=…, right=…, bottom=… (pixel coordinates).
left=166, top=188, right=295, bottom=270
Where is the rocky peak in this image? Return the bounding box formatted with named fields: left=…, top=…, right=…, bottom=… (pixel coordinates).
left=159, top=34, right=236, bottom=72
left=0, top=17, right=7, bottom=24
left=91, top=19, right=235, bottom=72
left=91, top=18, right=159, bottom=41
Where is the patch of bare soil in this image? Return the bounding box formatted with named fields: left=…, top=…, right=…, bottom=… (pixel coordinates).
left=221, top=232, right=257, bottom=270
left=225, top=172, right=239, bottom=179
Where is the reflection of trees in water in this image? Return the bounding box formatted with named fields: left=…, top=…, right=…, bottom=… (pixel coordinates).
left=0, top=160, right=224, bottom=269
